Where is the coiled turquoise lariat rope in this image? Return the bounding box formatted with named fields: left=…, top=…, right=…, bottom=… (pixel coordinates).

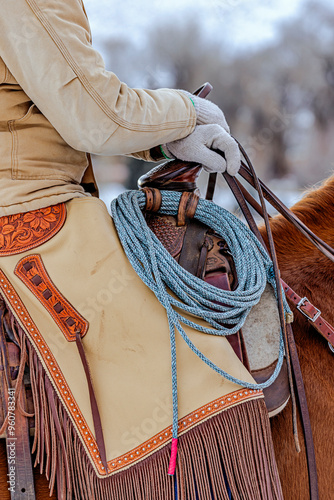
left=110, top=189, right=290, bottom=474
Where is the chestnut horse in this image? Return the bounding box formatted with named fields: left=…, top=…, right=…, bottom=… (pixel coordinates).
left=0, top=175, right=333, bottom=499
left=263, top=174, right=334, bottom=500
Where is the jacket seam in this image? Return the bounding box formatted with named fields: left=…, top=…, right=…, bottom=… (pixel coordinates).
left=8, top=120, right=18, bottom=179
left=0, top=191, right=87, bottom=209
left=8, top=103, right=40, bottom=180
left=11, top=174, right=81, bottom=181
left=25, top=0, right=195, bottom=133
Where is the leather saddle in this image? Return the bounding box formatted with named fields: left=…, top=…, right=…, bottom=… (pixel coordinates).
left=138, top=162, right=290, bottom=418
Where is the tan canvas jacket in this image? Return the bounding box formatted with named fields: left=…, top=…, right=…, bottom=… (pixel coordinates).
left=0, top=0, right=196, bottom=216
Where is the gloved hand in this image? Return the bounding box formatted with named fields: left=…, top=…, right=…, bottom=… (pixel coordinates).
left=182, top=91, right=230, bottom=131
left=162, top=124, right=241, bottom=175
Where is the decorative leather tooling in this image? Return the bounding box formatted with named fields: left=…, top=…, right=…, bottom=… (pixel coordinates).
left=0, top=198, right=269, bottom=484
left=0, top=204, right=66, bottom=256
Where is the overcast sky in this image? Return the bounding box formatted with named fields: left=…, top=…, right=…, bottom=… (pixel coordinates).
left=84, top=0, right=311, bottom=54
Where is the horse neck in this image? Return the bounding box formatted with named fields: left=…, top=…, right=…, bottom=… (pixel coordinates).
left=262, top=176, right=334, bottom=255
left=261, top=175, right=334, bottom=319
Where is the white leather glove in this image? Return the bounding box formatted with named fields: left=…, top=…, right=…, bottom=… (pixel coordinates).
left=162, top=124, right=241, bottom=175
left=182, top=91, right=230, bottom=131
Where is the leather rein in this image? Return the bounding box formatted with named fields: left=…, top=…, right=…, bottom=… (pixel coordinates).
left=223, top=148, right=334, bottom=351
left=212, top=145, right=334, bottom=500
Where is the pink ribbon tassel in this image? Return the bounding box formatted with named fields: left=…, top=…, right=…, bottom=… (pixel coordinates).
left=168, top=438, right=178, bottom=476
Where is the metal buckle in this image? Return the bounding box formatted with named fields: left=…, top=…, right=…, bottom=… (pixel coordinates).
left=297, top=297, right=321, bottom=322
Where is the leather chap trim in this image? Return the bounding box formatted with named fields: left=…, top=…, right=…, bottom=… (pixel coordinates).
left=0, top=269, right=103, bottom=474
left=103, top=387, right=263, bottom=474
left=0, top=204, right=66, bottom=256
left=15, top=255, right=88, bottom=342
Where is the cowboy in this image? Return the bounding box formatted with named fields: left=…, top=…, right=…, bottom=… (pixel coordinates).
left=0, top=4, right=296, bottom=500
left=0, top=0, right=240, bottom=218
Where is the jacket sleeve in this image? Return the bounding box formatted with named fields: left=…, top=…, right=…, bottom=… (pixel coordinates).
left=0, top=0, right=196, bottom=157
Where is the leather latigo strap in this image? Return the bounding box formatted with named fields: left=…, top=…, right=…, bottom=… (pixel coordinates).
left=282, top=280, right=334, bottom=348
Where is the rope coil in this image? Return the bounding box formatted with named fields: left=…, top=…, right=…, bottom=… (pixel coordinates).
left=110, top=189, right=290, bottom=474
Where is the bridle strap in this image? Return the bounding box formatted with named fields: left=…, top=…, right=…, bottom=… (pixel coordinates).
left=222, top=172, right=264, bottom=240
left=223, top=157, right=334, bottom=349
left=221, top=170, right=300, bottom=451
